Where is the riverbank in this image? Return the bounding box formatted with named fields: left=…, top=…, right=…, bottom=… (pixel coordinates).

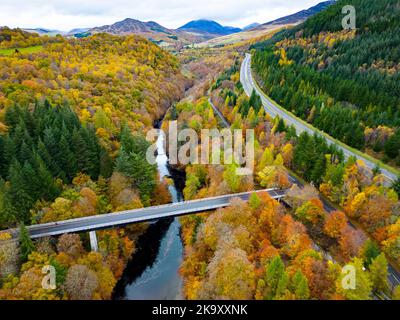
left=112, top=120, right=187, bottom=300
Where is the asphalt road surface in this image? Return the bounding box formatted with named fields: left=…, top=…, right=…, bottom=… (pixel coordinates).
left=240, top=53, right=397, bottom=183
left=239, top=53, right=400, bottom=289
left=9, top=189, right=286, bottom=239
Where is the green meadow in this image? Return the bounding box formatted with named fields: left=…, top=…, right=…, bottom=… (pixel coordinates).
left=0, top=45, right=43, bottom=56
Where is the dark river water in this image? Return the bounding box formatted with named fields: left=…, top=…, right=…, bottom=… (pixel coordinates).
left=113, top=129, right=186, bottom=300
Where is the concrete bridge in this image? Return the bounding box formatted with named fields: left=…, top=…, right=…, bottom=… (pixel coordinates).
left=4, top=189, right=286, bottom=244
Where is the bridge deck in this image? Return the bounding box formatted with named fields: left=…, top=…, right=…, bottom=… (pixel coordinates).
left=3, top=189, right=286, bottom=239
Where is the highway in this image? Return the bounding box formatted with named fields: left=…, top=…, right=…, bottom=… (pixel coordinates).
left=7, top=189, right=286, bottom=239
left=240, top=53, right=397, bottom=183
left=210, top=89, right=400, bottom=291
left=239, top=53, right=400, bottom=290
left=208, top=97, right=230, bottom=127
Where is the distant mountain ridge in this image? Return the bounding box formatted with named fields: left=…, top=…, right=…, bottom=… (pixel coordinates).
left=197, top=1, right=336, bottom=48
left=178, top=19, right=241, bottom=36
left=66, top=28, right=90, bottom=35
left=88, top=18, right=206, bottom=46
left=23, top=27, right=91, bottom=36
left=23, top=28, right=64, bottom=36
left=260, top=0, right=336, bottom=27
left=88, top=18, right=243, bottom=45
left=21, top=1, right=336, bottom=46
left=242, top=23, right=261, bottom=31
left=90, top=18, right=174, bottom=35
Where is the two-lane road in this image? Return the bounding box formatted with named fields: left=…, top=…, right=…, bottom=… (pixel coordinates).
left=240, top=53, right=397, bottom=183
left=239, top=53, right=400, bottom=289
left=4, top=189, right=286, bottom=239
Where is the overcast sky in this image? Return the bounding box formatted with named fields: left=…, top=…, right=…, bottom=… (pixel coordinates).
left=0, top=0, right=324, bottom=31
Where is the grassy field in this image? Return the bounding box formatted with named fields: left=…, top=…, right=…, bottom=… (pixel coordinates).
left=0, top=45, right=43, bottom=56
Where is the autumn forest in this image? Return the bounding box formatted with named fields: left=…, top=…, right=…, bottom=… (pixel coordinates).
left=0, top=0, right=400, bottom=303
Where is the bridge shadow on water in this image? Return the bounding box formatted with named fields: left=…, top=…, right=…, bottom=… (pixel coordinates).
left=112, top=154, right=186, bottom=300
left=112, top=217, right=175, bottom=300
left=113, top=115, right=188, bottom=300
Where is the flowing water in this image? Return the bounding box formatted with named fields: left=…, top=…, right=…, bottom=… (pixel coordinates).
left=113, top=128, right=185, bottom=300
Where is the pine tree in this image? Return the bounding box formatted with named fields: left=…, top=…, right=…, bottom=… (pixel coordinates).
left=384, top=133, right=400, bottom=159
left=32, top=152, right=60, bottom=200
left=276, top=118, right=286, bottom=133
left=362, top=239, right=380, bottom=267
left=71, top=128, right=88, bottom=173
left=99, top=148, right=113, bottom=178
left=1, top=136, right=15, bottom=176
left=115, top=147, right=156, bottom=204
left=21, top=161, right=41, bottom=199
left=37, top=139, right=61, bottom=177
left=83, top=127, right=101, bottom=179
left=43, top=127, right=65, bottom=179
left=7, top=160, right=34, bottom=223
left=59, top=133, right=77, bottom=180
left=19, top=223, right=35, bottom=262
left=264, top=255, right=286, bottom=300
left=18, top=141, right=33, bottom=164
left=311, top=156, right=326, bottom=186
left=369, top=253, right=389, bottom=293
left=292, top=270, right=310, bottom=300
left=286, top=125, right=297, bottom=140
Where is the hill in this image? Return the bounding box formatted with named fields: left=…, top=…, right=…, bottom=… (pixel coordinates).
left=90, top=18, right=173, bottom=35
left=22, top=28, right=64, bottom=36
left=0, top=31, right=185, bottom=300
left=66, top=28, right=90, bottom=36
left=259, top=0, right=336, bottom=28
left=0, top=27, right=61, bottom=49
left=242, top=23, right=260, bottom=31
left=197, top=1, right=335, bottom=47
left=178, top=19, right=241, bottom=38
left=0, top=31, right=185, bottom=141
left=252, top=0, right=400, bottom=166
left=89, top=18, right=205, bottom=47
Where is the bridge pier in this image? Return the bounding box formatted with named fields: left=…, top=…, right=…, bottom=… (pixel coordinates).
left=89, top=231, right=99, bottom=252
left=13, top=189, right=286, bottom=239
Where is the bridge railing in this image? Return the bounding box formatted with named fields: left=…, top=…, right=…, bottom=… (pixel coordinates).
left=1, top=188, right=288, bottom=239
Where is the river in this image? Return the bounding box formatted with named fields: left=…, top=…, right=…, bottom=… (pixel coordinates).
left=113, top=128, right=186, bottom=300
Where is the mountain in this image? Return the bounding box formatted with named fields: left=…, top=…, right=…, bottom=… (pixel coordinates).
left=197, top=1, right=334, bottom=48
left=88, top=18, right=207, bottom=46
left=90, top=18, right=174, bottom=35
left=22, top=28, right=64, bottom=36
left=242, top=23, right=261, bottom=31
left=251, top=0, right=400, bottom=162
left=178, top=20, right=241, bottom=36
left=66, top=28, right=90, bottom=35
left=259, top=0, right=336, bottom=27
left=85, top=2, right=332, bottom=46
left=88, top=18, right=241, bottom=46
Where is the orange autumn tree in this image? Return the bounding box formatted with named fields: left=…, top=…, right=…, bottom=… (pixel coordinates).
left=276, top=215, right=312, bottom=258
left=324, top=211, right=348, bottom=239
